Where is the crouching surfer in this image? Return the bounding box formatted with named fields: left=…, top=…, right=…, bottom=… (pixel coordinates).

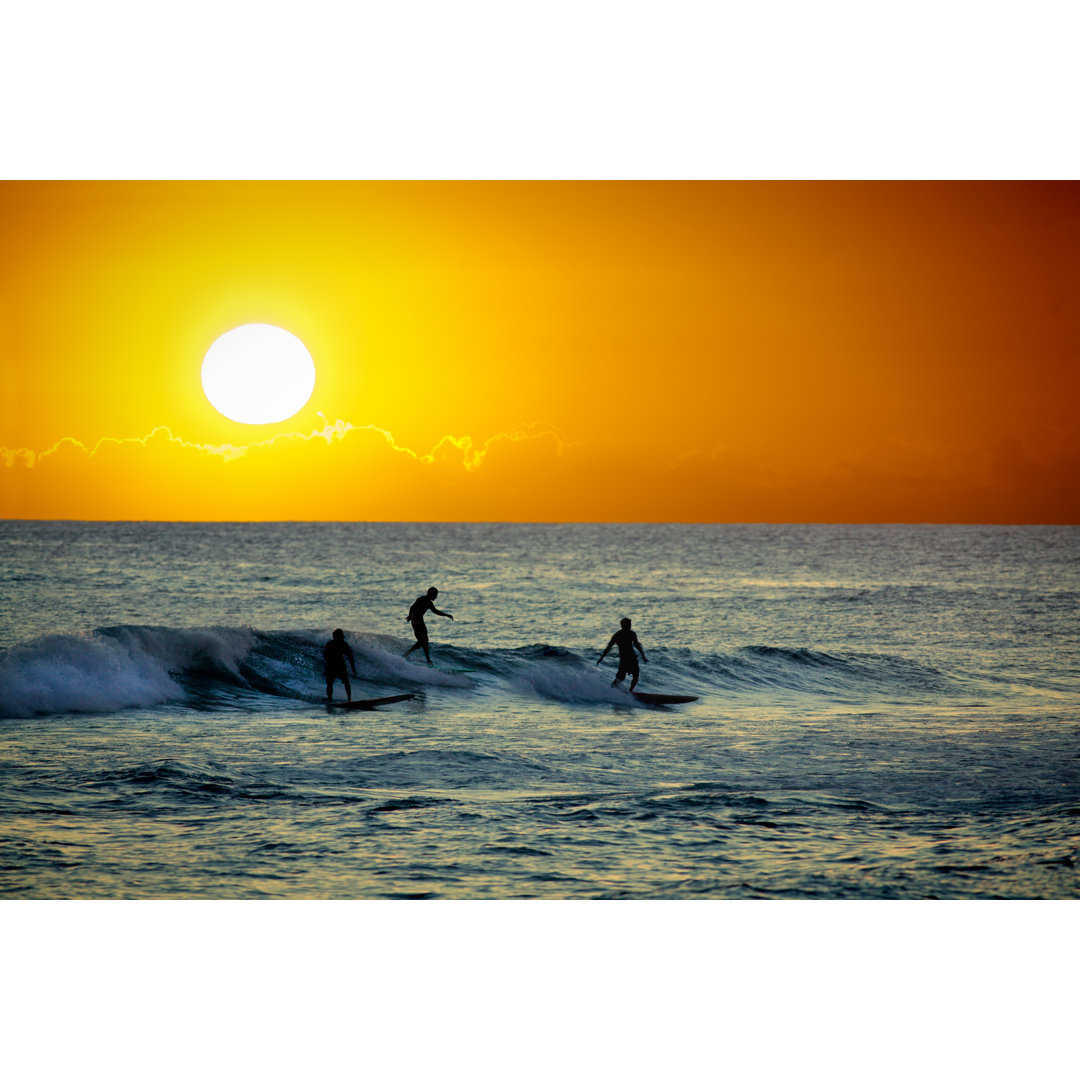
left=324, top=628, right=358, bottom=702
left=597, top=617, right=647, bottom=691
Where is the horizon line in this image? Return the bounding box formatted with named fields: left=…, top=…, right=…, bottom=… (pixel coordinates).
left=2, top=519, right=1077, bottom=528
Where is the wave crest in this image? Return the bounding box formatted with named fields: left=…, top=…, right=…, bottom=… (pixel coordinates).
left=0, top=624, right=981, bottom=719
left=0, top=631, right=182, bottom=717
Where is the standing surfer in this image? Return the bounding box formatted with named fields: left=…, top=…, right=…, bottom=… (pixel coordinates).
left=324, top=628, right=358, bottom=702
left=597, top=617, right=648, bottom=691
left=405, top=587, right=454, bottom=665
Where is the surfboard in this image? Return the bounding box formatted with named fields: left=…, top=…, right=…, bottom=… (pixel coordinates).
left=630, top=692, right=699, bottom=706
left=327, top=693, right=416, bottom=710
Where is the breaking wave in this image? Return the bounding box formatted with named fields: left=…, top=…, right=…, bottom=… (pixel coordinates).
left=0, top=624, right=991, bottom=719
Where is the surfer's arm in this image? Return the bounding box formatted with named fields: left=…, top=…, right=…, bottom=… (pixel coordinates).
left=346, top=644, right=357, bottom=673
left=597, top=637, right=616, bottom=663
left=635, top=636, right=647, bottom=661
left=431, top=606, right=453, bottom=619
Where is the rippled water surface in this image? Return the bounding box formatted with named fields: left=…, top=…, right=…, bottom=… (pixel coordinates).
left=1, top=522, right=1078, bottom=898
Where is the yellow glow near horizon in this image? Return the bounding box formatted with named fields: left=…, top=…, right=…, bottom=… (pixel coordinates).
left=201, top=324, right=316, bottom=425
left=3, top=181, right=1079, bottom=523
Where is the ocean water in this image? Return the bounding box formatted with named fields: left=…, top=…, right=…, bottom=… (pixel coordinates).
left=1, top=521, right=1078, bottom=899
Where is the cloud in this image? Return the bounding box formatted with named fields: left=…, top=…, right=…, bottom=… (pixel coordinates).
left=0, top=419, right=584, bottom=521
left=2, top=419, right=570, bottom=474
left=1, top=447, right=37, bottom=469
left=2, top=420, right=1077, bottom=522
left=7, top=420, right=371, bottom=468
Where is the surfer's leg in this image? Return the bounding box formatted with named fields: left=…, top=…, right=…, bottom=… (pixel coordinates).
left=407, top=624, right=430, bottom=661
left=343, top=672, right=352, bottom=701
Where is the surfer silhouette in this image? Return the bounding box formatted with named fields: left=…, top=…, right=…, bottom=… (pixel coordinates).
left=323, top=628, right=357, bottom=702
left=597, top=617, right=647, bottom=691
left=405, top=587, right=454, bottom=665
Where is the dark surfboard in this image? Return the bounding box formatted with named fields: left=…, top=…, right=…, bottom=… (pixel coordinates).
left=327, top=693, right=416, bottom=710
left=630, top=692, right=699, bottom=705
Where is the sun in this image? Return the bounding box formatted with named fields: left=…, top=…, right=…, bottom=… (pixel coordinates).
left=201, top=324, right=316, bottom=424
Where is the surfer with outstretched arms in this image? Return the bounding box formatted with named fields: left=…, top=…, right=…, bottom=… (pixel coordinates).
left=405, top=587, right=454, bottom=665
left=597, top=617, right=647, bottom=691
left=324, top=628, right=358, bottom=702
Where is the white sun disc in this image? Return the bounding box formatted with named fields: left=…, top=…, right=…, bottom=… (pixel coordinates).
left=201, top=324, right=316, bottom=424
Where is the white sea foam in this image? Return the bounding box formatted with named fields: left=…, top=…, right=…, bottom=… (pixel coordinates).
left=352, top=640, right=472, bottom=687
left=0, top=632, right=182, bottom=718
left=511, top=660, right=637, bottom=705
left=106, top=625, right=256, bottom=678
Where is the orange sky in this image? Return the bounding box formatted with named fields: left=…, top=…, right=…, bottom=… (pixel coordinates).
left=1, top=181, right=1077, bottom=522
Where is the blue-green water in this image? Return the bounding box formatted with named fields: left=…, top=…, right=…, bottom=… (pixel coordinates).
left=1, top=522, right=1078, bottom=898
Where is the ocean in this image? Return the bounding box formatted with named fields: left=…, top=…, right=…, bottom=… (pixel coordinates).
left=1, top=521, right=1078, bottom=900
